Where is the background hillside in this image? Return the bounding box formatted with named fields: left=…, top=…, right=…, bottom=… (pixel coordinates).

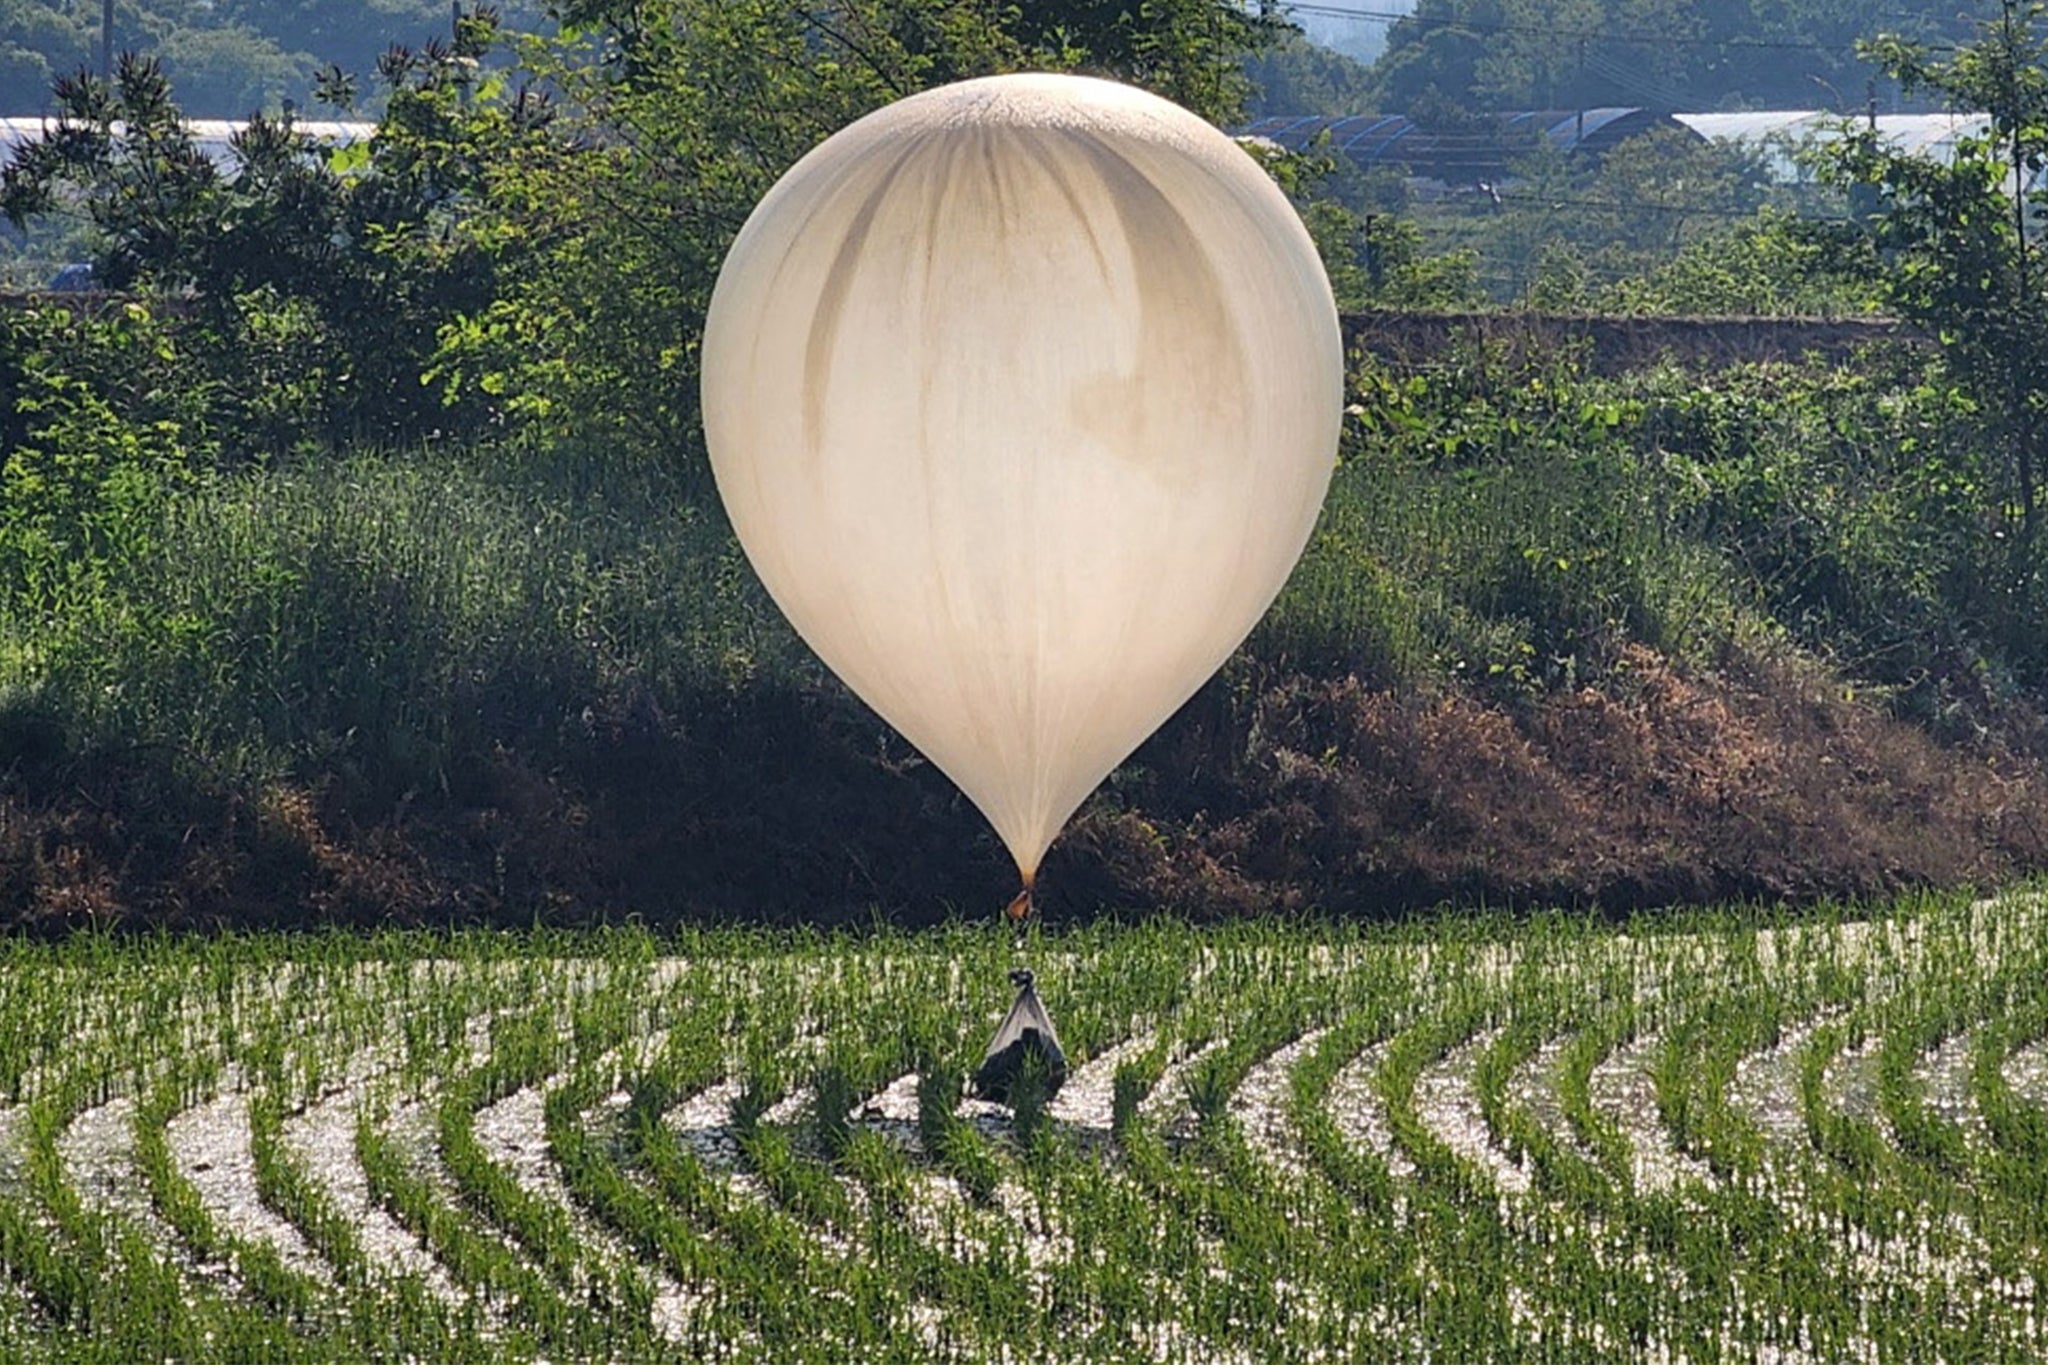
left=2, top=0, right=548, bottom=116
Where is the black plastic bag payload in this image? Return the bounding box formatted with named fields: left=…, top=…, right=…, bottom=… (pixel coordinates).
left=973, top=969, right=1068, bottom=1106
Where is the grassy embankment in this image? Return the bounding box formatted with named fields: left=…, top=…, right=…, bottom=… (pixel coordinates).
left=2, top=335, right=2044, bottom=928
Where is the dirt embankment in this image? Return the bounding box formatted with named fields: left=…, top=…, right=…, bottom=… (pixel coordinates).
left=1, top=643, right=2042, bottom=932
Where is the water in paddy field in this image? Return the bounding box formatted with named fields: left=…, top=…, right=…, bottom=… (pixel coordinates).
left=0, top=889, right=2043, bottom=1360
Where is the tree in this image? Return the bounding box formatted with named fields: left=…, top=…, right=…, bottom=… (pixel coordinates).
left=1241, top=26, right=1377, bottom=117
left=1, top=13, right=547, bottom=451
left=1821, top=0, right=2048, bottom=655
left=428, top=0, right=1290, bottom=465
left=3, top=0, right=1295, bottom=463
left=1838, top=1, right=2048, bottom=504
left=153, top=23, right=313, bottom=116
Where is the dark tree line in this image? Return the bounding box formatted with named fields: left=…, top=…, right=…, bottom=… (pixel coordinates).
left=0, top=0, right=558, bottom=116
left=1362, top=0, right=1982, bottom=113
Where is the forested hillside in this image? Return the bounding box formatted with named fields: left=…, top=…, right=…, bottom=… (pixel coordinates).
left=2, top=0, right=546, bottom=115
left=1345, top=0, right=1978, bottom=112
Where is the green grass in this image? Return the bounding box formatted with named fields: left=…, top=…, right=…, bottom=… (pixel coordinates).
left=0, top=897, right=2037, bottom=1357
left=0, top=344, right=1983, bottom=792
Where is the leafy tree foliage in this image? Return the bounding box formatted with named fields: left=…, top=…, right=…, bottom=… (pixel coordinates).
left=3, top=0, right=1293, bottom=465
left=1813, top=0, right=2048, bottom=662
left=1466, top=127, right=1774, bottom=296
left=1, top=14, right=546, bottom=451
left=1589, top=214, right=1881, bottom=315
left=1824, top=6, right=2048, bottom=539
left=430, top=0, right=1288, bottom=464
left=1, top=0, right=91, bottom=104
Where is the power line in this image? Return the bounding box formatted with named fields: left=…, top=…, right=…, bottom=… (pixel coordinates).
left=1490, top=191, right=1850, bottom=221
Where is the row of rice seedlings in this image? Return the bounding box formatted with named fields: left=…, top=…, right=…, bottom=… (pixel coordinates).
left=1288, top=980, right=1412, bottom=1217
left=790, top=955, right=1053, bottom=1355
left=0, top=936, right=479, bottom=1353
left=1653, top=936, right=1879, bottom=1354
left=616, top=1019, right=916, bottom=1354
left=1671, top=896, right=2041, bottom=1356
left=1550, top=915, right=1928, bottom=1354
left=1485, top=993, right=1614, bottom=1218
left=1793, top=930, right=2022, bottom=1311
left=21, top=1064, right=190, bottom=1347
left=1278, top=984, right=1420, bottom=1358
left=915, top=1062, right=1002, bottom=1201
left=256, top=950, right=524, bottom=1358
left=1170, top=1000, right=1373, bottom=1353
left=1261, top=900, right=2015, bottom=1358
left=245, top=1085, right=485, bottom=1359
left=438, top=957, right=666, bottom=1265
left=1587, top=936, right=1798, bottom=1356
left=1427, top=931, right=1687, bottom=1357
left=1871, top=959, right=2048, bottom=1342
left=1242, top=928, right=1553, bottom=1356
left=355, top=1083, right=587, bottom=1356
left=18, top=963, right=332, bottom=1358
left=900, top=928, right=1343, bottom=1356
left=1970, top=958, right=2048, bottom=1346
left=0, top=945, right=170, bottom=1335
left=435, top=1012, right=655, bottom=1336
left=1379, top=982, right=1569, bottom=1358
left=1031, top=977, right=1225, bottom=1358
left=682, top=941, right=1030, bottom=1356
left=131, top=1059, right=326, bottom=1324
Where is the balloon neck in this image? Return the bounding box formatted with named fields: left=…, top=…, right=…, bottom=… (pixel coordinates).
left=1005, top=887, right=1033, bottom=924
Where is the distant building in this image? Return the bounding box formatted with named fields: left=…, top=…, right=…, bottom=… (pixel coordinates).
left=1238, top=109, right=1688, bottom=181
left=1671, top=110, right=2044, bottom=189
left=1240, top=107, right=2040, bottom=193
left=0, top=117, right=374, bottom=171
left=45, top=263, right=93, bottom=291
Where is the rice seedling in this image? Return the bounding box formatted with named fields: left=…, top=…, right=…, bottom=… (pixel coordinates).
left=0, top=900, right=2041, bottom=1357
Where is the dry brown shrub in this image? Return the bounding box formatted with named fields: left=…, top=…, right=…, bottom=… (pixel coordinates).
left=1085, top=644, right=2048, bottom=916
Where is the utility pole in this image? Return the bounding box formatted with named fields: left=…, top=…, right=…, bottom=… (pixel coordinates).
left=2002, top=0, right=2038, bottom=539
left=1575, top=39, right=1585, bottom=144
left=100, top=0, right=112, bottom=80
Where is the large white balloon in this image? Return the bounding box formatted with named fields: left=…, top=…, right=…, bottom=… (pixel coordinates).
left=702, top=72, right=1342, bottom=889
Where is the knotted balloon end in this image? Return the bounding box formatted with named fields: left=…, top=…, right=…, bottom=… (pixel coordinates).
left=1004, top=886, right=1034, bottom=924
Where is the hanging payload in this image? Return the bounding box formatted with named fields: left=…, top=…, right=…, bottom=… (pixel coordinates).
left=974, top=969, right=1068, bottom=1106
left=699, top=73, right=1343, bottom=916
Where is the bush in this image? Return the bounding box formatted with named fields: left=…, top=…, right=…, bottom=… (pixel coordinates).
left=1259, top=339, right=1755, bottom=696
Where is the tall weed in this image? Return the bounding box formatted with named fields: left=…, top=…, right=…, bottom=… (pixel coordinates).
left=0, top=438, right=809, bottom=789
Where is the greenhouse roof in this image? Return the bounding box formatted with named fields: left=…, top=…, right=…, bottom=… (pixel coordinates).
left=0, top=117, right=374, bottom=170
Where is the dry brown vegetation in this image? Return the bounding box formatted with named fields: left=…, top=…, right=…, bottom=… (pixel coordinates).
left=2, top=642, right=2042, bottom=933
left=1068, top=645, right=2048, bottom=918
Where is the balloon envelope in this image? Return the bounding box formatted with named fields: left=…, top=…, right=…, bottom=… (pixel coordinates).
left=702, top=72, right=1342, bottom=883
